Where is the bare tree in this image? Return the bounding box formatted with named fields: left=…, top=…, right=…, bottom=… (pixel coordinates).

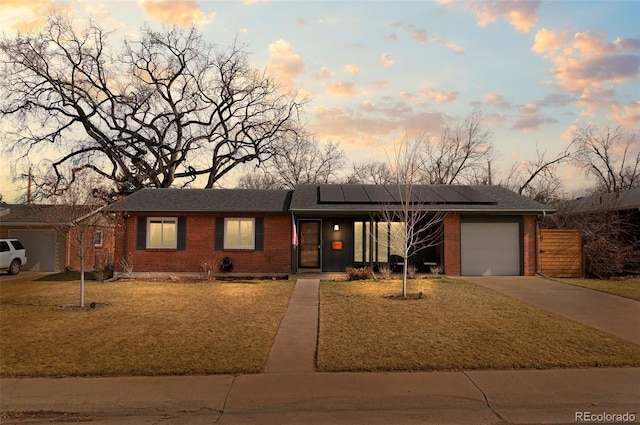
left=43, top=172, right=110, bottom=307
left=375, top=137, right=445, bottom=297
left=0, top=15, right=303, bottom=198
left=501, top=144, right=572, bottom=203
left=345, top=160, right=395, bottom=184
left=418, top=108, right=493, bottom=184
left=572, top=124, right=640, bottom=193
left=238, top=135, right=345, bottom=189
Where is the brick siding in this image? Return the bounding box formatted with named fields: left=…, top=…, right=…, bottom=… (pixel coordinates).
left=113, top=214, right=291, bottom=274
left=443, top=213, right=461, bottom=275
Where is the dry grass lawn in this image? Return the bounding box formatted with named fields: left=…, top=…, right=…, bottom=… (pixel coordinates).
left=554, top=277, right=640, bottom=301
left=318, top=278, right=640, bottom=372
left=1, top=275, right=294, bottom=377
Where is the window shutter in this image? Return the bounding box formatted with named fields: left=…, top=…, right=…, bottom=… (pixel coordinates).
left=255, top=218, right=264, bottom=251
left=215, top=217, right=224, bottom=250
left=177, top=217, right=187, bottom=251
left=136, top=216, right=147, bottom=250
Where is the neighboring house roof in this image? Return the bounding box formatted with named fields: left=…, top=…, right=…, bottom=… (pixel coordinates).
left=106, top=188, right=293, bottom=214
left=567, top=187, right=640, bottom=214
left=0, top=204, right=72, bottom=226
left=290, top=184, right=552, bottom=214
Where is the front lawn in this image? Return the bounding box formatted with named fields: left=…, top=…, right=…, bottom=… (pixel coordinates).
left=318, top=278, right=640, bottom=372
left=0, top=276, right=294, bottom=377
left=554, top=277, right=640, bottom=301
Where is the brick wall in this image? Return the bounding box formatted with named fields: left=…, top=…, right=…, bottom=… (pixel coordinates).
left=113, top=214, right=291, bottom=274
left=443, top=213, right=461, bottom=276
left=522, top=214, right=538, bottom=276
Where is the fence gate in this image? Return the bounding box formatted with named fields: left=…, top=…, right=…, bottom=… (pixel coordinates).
left=538, top=229, right=583, bottom=278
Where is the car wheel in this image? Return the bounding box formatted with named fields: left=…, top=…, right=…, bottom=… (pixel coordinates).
left=8, top=259, right=21, bottom=275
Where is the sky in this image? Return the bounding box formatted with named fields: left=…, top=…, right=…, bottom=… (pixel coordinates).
left=1, top=0, right=639, bottom=201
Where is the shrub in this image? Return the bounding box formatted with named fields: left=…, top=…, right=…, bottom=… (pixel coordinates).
left=346, top=266, right=373, bottom=281
left=378, top=263, right=391, bottom=279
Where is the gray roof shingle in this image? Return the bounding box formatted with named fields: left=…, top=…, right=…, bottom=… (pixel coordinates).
left=567, top=187, right=640, bottom=213
left=106, top=188, right=293, bottom=213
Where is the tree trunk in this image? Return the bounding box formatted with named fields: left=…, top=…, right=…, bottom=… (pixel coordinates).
left=80, top=256, right=85, bottom=308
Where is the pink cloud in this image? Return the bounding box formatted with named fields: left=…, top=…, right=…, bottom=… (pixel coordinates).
left=379, top=53, right=395, bottom=68
left=325, top=80, right=359, bottom=97
left=137, top=0, right=215, bottom=27
left=344, top=64, right=359, bottom=77
left=266, top=39, right=305, bottom=92
left=466, top=0, right=540, bottom=33
left=512, top=104, right=556, bottom=131
left=0, top=0, right=62, bottom=33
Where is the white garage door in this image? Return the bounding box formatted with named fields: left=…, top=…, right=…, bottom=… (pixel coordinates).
left=461, top=222, right=520, bottom=276
left=8, top=230, right=57, bottom=271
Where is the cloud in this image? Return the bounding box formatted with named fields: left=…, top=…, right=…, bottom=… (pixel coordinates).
left=385, top=33, right=398, bottom=41
left=344, top=64, right=359, bottom=77
left=295, top=17, right=306, bottom=26
left=532, top=28, right=570, bottom=54
left=325, top=80, right=359, bottom=97
left=465, top=0, right=540, bottom=33
left=310, top=104, right=446, bottom=148
left=0, top=0, right=60, bottom=33
left=432, top=36, right=465, bottom=55
left=137, top=0, right=215, bottom=27
left=401, top=86, right=459, bottom=105
left=379, top=53, right=395, bottom=68
left=315, top=66, right=334, bottom=80
left=266, top=39, right=305, bottom=92
left=390, top=20, right=427, bottom=44
left=512, top=104, right=556, bottom=131
left=533, top=28, right=640, bottom=118
left=611, top=101, right=640, bottom=129
left=483, top=92, right=513, bottom=109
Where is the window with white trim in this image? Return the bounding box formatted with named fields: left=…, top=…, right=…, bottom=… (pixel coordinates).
left=94, top=230, right=103, bottom=247
left=224, top=218, right=255, bottom=250
left=147, top=218, right=177, bottom=249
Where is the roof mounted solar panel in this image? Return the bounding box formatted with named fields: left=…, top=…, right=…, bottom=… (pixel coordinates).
left=364, top=185, right=398, bottom=203
left=450, top=186, right=496, bottom=204
left=318, top=185, right=345, bottom=203
left=412, top=186, right=445, bottom=203
left=341, top=185, right=370, bottom=202
left=429, top=185, right=469, bottom=203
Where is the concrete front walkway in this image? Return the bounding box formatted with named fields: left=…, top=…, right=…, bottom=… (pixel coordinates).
left=264, top=278, right=319, bottom=373
left=461, top=276, right=640, bottom=345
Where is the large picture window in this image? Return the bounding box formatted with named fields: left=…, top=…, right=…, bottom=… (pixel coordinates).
left=354, top=221, right=406, bottom=263
left=147, top=218, right=177, bottom=249
left=224, top=218, right=255, bottom=250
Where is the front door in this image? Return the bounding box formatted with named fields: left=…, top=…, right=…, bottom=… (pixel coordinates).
left=299, top=220, right=321, bottom=268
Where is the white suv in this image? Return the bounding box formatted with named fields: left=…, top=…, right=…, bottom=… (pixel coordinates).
left=0, top=239, right=28, bottom=275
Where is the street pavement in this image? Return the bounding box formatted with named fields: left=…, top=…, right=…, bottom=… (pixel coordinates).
left=1, top=277, right=639, bottom=424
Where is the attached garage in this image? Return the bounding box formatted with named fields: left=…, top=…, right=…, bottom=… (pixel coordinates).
left=461, top=221, right=521, bottom=276
left=8, top=230, right=58, bottom=271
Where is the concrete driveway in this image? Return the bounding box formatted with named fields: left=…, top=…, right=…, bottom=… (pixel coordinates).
left=461, top=276, right=640, bottom=345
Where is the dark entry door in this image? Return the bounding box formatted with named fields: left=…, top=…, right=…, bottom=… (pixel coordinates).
left=299, top=220, right=321, bottom=268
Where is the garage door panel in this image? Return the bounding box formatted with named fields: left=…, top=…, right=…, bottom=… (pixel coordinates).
left=8, top=230, right=57, bottom=272
left=461, top=222, right=520, bottom=276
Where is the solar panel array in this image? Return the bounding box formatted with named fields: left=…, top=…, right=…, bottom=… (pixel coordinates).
left=318, top=185, right=496, bottom=204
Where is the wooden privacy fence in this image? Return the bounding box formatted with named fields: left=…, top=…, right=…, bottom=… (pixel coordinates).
left=538, top=229, right=583, bottom=278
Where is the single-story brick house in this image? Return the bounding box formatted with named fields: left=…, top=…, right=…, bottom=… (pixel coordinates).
left=107, top=184, right=552, bottom=277
left=0, top=203, right=114, bottom=272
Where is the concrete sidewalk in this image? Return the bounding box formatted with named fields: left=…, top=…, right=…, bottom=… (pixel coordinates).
left=461, top=276, right=640, bottom=345
left=1, top=368, right=638, bottom=424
